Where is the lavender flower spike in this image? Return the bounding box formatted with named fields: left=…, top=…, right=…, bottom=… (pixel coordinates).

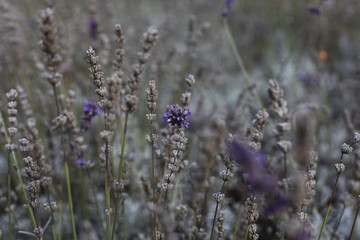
left=163, top=104, right=191, bottom=128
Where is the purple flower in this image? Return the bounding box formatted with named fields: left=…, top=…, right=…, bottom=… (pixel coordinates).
left=230, top=140, right=277, bottom=194
left=263, top=195, right=291, bottom=216
left=308, top=6, right=321, bottom=15
left=162, top=104, right=191, bottom=128
left=76, top=155, right=85, bottom=165
left=289, top=230, right=311, bottom=240
left=80, top=100, right=102, bottom=131
left=297, top=73, right=318, bottom=86
left=221, top=0, right=234, bottom=17
left=87, top=19, right=98, bottom=40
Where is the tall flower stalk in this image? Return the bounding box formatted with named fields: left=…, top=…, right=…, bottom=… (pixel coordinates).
left=145, top=77, right=159, bottom=239
left=112, top=25, right=158, bottom=240
left=318, top=133, right=359, bottom=240
left=39, top=7, right=76, bottom=240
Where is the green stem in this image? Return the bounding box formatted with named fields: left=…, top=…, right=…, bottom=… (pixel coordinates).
left=65, top=161, right=77, bottom=240
left=244, top=225, right=249, bottom=240
left=223, top=18, right=263, bottom=108
left=150, top=122, right=157, bottom=240
left=0, top=111, right=36, bottom=227
left=209, top=180, right=226, bottom=240
left=8, top=170, right=12, bottom=240
left=105, top=174, right=111, bottom=240
left=85, top=168, right=105, bottom=231
left=330, top=204, right=346, bottom=240
left=349, top=196, right=360, bottom=240
left=231, top=206, right=242, bottom=240
left=122, top=200, right=127, bottom=240
left=45, top=188, right=57, bottom=240
left=112, top=113, right=129, bottom=240
left=57, top=201, right=63, bottom=240
left=118, top=113, right=129, bottom=180
left=317, top=172, right=340, bottom=240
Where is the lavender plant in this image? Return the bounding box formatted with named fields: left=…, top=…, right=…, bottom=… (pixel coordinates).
left=1, top=1, right=360, bottom=240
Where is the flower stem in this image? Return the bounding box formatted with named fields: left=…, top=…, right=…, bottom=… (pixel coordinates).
left=317, top=172, right=340, bottom=240
left=111, top=113, right=129, bottom=240
left=0, top=111, right=36, bottom=227
left=223, top=18, right=263, bottom=108
left=210, top=180, right=226, bottom=240
left=349, top=196, right=360, bottom=240
left=52, top=85, right=77, bottom=240
left=330, top=204, right=346, bottom=240
left=7, top=157, right=12, bottom=240
left=65, top=161, right=77, bottom=240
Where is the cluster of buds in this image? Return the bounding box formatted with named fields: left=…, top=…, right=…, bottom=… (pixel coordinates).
left=246, top=109, right=269, bottom=151
left=268, top=79, right=289, bottom=121
left=5, top=89, right=18, bottom=151
left=162, top=129, right=188, bottom=191
left=113, top=24, right=125, bottom=72
left=336, top=132, right=359, bottom=174
left=145, top=79, right=158, bottom=123
left=298, top=151, right=318, bottom=223
left=216, top=211, right=226, bottom=239
left=39, top=8, right=62, bottom=87
left=23, top=156, right=42, bottom=208
left=181, top=74, right=195, bottom=107
left=123, top=26, right=158, bottom=113
left=87, top=47, right=106, bottom=104
left=246, top=196, right=259, bottom=240
left=186, top=15, right=211, bottom=60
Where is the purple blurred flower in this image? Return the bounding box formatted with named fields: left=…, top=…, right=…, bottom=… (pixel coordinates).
left=289, top=229, right=311, bottom=240
left=297, top=73, right=318, bottom=86
left=263, top=195, right=291, bottom=216
left=80, top=100, right=102, bottom=131
left=76, top=155, right=85, bottom=165
left=308, top=6, right=321, bottom=15
left=230, top=140, right=277, bottom=194
left=87, top=19, right=98, bottom=40
left=221, top=0, right=234, bottom=17
left=163, top=104, right=191, bottom=128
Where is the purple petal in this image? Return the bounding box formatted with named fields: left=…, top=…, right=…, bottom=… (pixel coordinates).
left=308, top=7, right=321, bottom=15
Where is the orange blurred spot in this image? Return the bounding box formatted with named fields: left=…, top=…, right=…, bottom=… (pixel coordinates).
left=318, top=49, right=328, bottom=61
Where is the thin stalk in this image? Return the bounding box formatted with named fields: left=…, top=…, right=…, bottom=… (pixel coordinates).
left=57, top=201, right=63, bottom=240
left=209, top=180, right=227, bottom=240
left=85, top=168, right=105, bottom=230
left=45, top=187, right=57, bottom=240
left=103, top=109, right=111, bottom=240
left=111, top=113, right=129, bottom=240
left=122, top=200, right=127, bottom=240
left=65, top=162, right=77, bottom=240
left=7, top=152, right=12, bottom=240
left=244, top=225, right=249, bottom=240
left=317, top=172, right=340, bottom=240
left=230, top=206, right=242, bottom=240
left=223, top=18, right=263, bottom=108
left=52, top=85, right=77, bottom=240
left=349, top=196, right=360, bottom=240
left=118, top=113, right=129, bottom=179
left=105, top=175, right=111, bottom=240
left=0, top=111, right=36, bottom=226
left=330, top=204, right=346, bottom=240
left=283, top=152, right=287, bottom=179
left=150, top=122, right=157, bottom=240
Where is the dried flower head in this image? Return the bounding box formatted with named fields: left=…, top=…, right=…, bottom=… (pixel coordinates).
left=163, top=104, right=192, bottom=128
left=341, top=143, right=353, bottom=154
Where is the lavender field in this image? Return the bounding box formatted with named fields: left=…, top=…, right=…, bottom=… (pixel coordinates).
left=1, top=1, right=360, bottom=239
